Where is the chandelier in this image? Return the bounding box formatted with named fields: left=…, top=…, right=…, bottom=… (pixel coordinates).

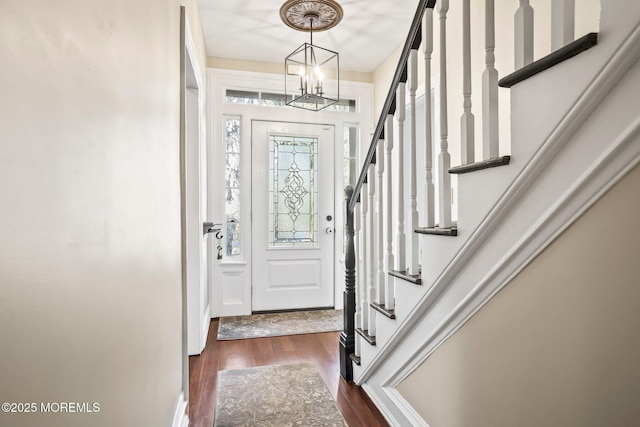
left=280, top=0, right=342, bottom=111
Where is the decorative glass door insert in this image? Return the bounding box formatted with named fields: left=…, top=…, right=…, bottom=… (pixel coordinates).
left=268, top=134, right=319, bottom=247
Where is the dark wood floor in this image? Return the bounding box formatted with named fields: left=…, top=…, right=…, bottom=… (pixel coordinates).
left=189, top=318, right=389, bottom=427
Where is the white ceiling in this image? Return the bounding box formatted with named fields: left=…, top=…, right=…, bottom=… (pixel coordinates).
left=198, top=0, right=419, bottom=73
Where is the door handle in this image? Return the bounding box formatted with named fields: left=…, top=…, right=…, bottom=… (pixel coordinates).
left=203, top=222, right=223, bottom=238
left=325, top=227, right=334, bottom=234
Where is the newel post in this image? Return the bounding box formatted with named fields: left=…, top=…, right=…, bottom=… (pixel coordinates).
left=340, top=185, right=356, bottom=381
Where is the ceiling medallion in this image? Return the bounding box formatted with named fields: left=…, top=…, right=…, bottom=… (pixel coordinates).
left=279, top=0, right=344, bottom=32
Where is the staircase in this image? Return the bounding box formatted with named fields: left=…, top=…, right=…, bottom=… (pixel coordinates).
left=339, top=0, right=640, bottom=425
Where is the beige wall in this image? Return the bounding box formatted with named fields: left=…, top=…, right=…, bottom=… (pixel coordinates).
left=0, top=1, right=206, bottom=426
left=398, top=163, right=640, bottom=427
left=372, top=44, right=403, bottom=122
left=208, top=56, right=373, bottom=84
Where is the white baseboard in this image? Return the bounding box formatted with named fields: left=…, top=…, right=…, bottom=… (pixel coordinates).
left=201, top=303, right=211, bottom=352
left=384, top=388, right=430, bottom=427
left=362, top=383, right=430, bottom=427
left=172, top=391, right=189, bottom=427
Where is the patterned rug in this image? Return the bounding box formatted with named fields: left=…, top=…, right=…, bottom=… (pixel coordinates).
left=213, top=363, right=347, bottom=427
left=216, top=309, right=343, bottom=340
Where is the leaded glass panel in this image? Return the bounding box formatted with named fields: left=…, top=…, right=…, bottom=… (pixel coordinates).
left=269, top=135, right=319, bottom=247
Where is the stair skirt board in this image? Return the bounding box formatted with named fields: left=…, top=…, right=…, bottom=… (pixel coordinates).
left=354, top=17, right=640, bottom=398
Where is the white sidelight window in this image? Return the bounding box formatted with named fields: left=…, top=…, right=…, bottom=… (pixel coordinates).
left=223, top=115, right=241, bottom=257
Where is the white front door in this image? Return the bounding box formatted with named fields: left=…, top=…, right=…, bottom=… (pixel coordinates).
left=251, top=121, right=335, bottom=311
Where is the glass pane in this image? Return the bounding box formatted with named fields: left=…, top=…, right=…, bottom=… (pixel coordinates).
left=343, top=125, right=358, bottom=253
left=344, top=126, right=357, bottom=187
left=326, top=99, right=356, bottom=112
left=226, top=220, right=240, bottom=256
left=260, top=92, right=293, bottom=106
left=225, top=89, right=259, bottom=105
left=223, top=116, right=242, bottom=257
left=225, top=117, right=240, bottom=153
left=225, top=153, right=240, bottom=188
left=269, top=135, right=319, bottom=248
left=348, top=127, right=357, bottom=157
left=225, top=188, right=240, bottom=221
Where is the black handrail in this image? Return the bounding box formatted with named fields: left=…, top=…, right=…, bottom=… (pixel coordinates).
left=340, top=0, right=436, bottom=382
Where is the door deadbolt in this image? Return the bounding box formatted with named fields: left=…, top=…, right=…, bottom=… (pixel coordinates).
left=326, top=215, right=333, bottom=221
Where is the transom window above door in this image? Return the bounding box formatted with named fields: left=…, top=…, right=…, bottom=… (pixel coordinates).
left=225, top=89, right=356, bottom=112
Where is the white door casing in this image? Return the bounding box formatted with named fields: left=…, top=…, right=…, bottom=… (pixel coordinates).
left=208, top=69, right=373, bottom=318
left=183, top=16, right=209, bottom=357
left=251, top=121, right=335, bottom=311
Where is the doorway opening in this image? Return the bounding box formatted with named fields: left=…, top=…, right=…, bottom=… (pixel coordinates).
left=180, top=7, right=208, bottom=424
left=208, top=68, right=373, bottom=318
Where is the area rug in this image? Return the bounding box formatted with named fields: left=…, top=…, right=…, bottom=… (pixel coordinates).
left=213, top=363, right=347, bottom=427
left=216, top=309, right=343, bottom=340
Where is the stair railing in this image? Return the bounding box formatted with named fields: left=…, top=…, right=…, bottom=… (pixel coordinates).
left=340, top=0, right=588, bottom=381
left=340, top=0, right=435, bottom=382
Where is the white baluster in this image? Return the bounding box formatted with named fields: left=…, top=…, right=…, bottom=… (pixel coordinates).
left=552, top=0, right=575, bottom=50
left=354, top=200, right=361, bottom=358
left=395, top=81, right=407, bottom=270
left=385, top=114, right=395, bottom=310
left=376, top=137, right=385, bottom=305
left=483, top=0, right=500, bottom=160
left=438, top=0, right=452, bottom=229
left=408, top=49, right=420, bottom=275
left=360, top=186, right=369, bottom=335
left=422, top=7, right=435, bottom=229
left=367, top=164, right=377, bottom=336
left=515, top=0, right=534, bottom=68
left=461, top=0, right=475, bottom=164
